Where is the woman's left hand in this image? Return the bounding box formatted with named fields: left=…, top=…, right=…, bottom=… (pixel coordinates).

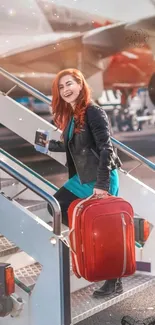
left=93, top=188, right=108, bottom=196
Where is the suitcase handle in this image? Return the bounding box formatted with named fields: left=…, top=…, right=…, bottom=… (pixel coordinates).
left=91, top=193, right=110, bottom=199
left=69, top=229, right=76, bottom=254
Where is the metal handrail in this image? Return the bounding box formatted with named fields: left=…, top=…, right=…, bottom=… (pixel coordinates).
left=111, top=137, right=155, bottom=172
left=0, top=67, right=51, bottom=105
left=0, top=160, right=62, bottom=236
left=0, top=148, right=59, bottom=192
left=0, top=66, right=155, bottom=173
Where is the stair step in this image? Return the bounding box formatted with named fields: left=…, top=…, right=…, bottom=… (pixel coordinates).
left=0, top=238, right=90, bottom=292
left=71, top=274, right=155, bottom=324
left=13, top=262, right=155, bottom=324
left=14, top=260, right=74, bottom=291
left=0, top=236, right=19, bottom=257
left=14, top=262, right=42, bottom=291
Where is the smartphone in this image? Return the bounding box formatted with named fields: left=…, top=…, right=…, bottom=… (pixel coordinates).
left=34, top=129, right=50, bottom=154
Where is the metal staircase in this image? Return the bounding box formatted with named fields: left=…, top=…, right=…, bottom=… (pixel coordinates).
left=0, top=67, right=155, bottom=324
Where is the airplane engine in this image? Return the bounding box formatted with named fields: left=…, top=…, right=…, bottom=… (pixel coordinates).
left=148, top=73, right=155, bottom=105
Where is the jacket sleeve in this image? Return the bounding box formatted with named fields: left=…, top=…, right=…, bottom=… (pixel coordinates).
left=87, top=105, right=113, bottom=191
left=48, top=140, right=65, bottom=152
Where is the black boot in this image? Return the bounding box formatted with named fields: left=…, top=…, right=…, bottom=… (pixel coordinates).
left=93, top=278, right=123, bottom=297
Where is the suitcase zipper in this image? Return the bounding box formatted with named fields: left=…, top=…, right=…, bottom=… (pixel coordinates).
left=77, top=205, right=83, bottom=216
left=69, top=198, right=91, bottom=278
left=121, top=213, right=127, bottom=276
left=121, top=210, right=135, bottom=268
left=123, top=211, right=135, bottom=273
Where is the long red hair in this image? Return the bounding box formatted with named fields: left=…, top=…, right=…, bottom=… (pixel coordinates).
left=51, top=69, right=91, bottom=132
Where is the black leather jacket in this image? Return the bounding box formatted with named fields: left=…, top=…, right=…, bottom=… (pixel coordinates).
left=49, top=104, right=121, bottom=191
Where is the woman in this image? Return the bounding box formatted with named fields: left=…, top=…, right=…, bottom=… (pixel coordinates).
left=47, top=68, right=123, bottom=297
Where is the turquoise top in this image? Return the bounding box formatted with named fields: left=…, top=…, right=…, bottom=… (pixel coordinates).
left=64, top=118, right=119, bottom=198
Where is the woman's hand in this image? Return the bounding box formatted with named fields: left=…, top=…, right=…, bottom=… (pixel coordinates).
left=42, top=140, right=49, bottom=145
left=93, top=188, right=108, bottom=196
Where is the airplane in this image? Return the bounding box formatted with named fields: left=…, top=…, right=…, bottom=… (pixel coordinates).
left=0, top=0, right=155, bottom=101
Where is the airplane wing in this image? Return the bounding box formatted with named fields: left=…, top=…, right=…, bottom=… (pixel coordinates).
left=1, top=15, right=155, bottom=71
left=126, top=15, right=155, bottom=31
left=0, top=32, right=83, bottom=96
left=0, top=32, right=82, bottom=74
left=83, top=15, right=155, bottom=55
left=0, top=15, right=155, bottom=96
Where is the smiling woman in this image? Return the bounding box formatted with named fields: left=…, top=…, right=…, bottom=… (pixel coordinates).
left=51, top=69, right=91, bottom=132
left=48, top=68, right=121, bottom=217
left=37, top=68, right=123, bottom=297
left=59, top=75, right=82, bottom=106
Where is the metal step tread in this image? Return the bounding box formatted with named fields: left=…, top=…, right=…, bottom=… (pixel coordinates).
left=13, top=262, right=155, bottom=323
left=0, top=236, right=19, bottom=256
left=72, top=274, right=155, bottom=324
left=14, top=263, right=42, bottom=291
left=14, top=259, right=74, bottom=290
left=15, top=198, right=47, bottom=211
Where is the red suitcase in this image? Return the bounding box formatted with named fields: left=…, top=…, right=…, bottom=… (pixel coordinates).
left=68, top=194, right=136, bottom=282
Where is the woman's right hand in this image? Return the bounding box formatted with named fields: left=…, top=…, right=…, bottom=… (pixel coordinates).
left=44, top=139, right=66, bottom=152
left=93, top=188, right=108, bottom=196
left=42, top=140, right=49, bottom=145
